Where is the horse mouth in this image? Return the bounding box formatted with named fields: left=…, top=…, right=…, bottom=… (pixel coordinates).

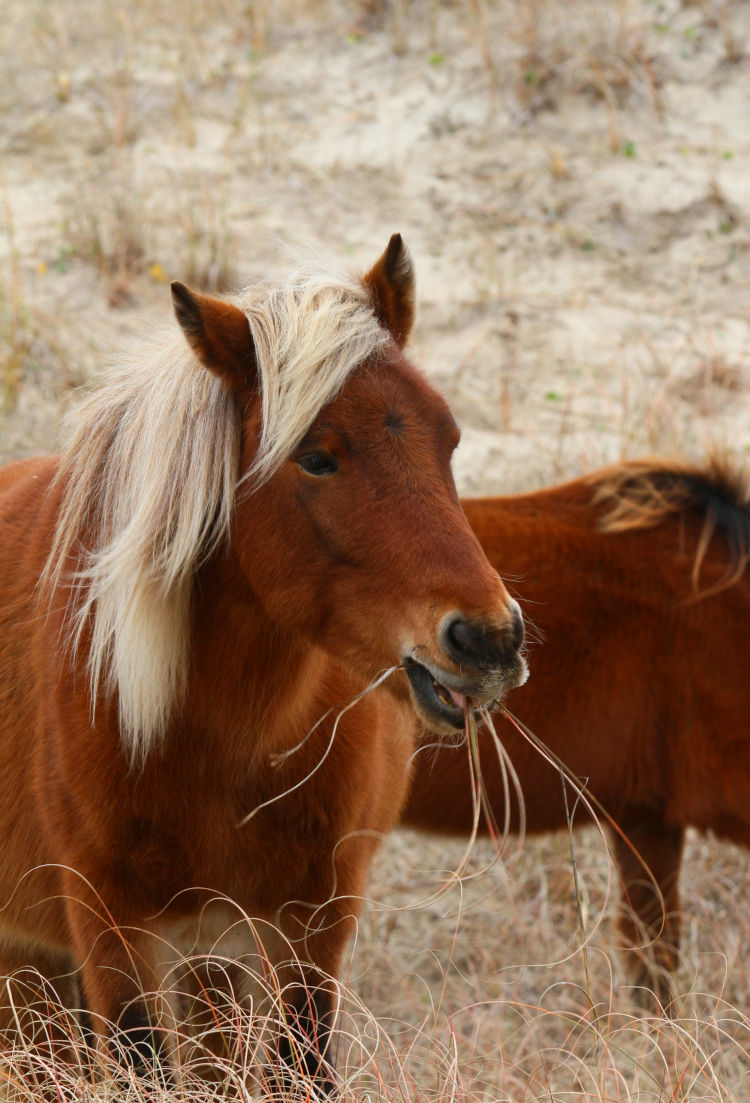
left=403, top=659, right=468, bottom=730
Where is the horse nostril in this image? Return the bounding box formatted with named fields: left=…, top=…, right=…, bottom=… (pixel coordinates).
left=445, top=616, right=477, bottom=659
left=443, top=605, right=524, bottom=668
left=443, top=615, right=499, bottom=665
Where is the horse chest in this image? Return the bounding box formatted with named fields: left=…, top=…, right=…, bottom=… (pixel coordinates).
left=122, top=794, right=338, bottom=916
left=152, top=900, right=293, bottom=1012
left=156, top=901, right=279, bottom=960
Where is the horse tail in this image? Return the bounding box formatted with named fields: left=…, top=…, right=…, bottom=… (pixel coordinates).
left=591, top=454, right=750, bottom=596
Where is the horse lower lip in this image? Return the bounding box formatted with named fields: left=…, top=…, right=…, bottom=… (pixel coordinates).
left=404, top=661, right=466, bottom=728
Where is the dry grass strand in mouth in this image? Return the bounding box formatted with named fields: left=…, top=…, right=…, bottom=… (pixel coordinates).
left=388, top=701, right=530, bottom=928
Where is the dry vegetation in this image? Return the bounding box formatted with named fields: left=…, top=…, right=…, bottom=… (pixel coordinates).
left=2, top=0, right=750, bottom=1099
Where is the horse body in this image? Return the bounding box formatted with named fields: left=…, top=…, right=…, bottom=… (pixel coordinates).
left=403, top=461, right=750, bottom=1002
left=0, top=237, right=526, bottom=1086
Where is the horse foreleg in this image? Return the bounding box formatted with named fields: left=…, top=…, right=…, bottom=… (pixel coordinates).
left=0, top=940, right=83, bottom=1063
left=611, top=810, right=684, bottom=1013
left=62, top=878, right=169, bottom=1083
left=277, top=975, right=338, bottom=1095
left=272, top=893, right=359, bottom=1098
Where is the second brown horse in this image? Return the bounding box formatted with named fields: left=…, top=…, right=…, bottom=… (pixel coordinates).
left=403, top=457, right=750, bottom=1007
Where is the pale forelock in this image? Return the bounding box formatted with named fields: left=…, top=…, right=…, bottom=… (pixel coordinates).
left=45, top=263, right=388, bottom=765
left=238, top=266, right=388, bottom=485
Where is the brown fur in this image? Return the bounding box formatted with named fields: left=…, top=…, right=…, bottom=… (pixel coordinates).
left=403, top=457, right=750, bottom=1009
left=0, top=239, right=524, bottom=1089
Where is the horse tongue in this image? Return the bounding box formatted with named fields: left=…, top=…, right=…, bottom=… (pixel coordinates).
left=448, top=687, right=467, bottom=710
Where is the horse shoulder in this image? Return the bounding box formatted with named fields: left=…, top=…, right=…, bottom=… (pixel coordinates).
left=0, top=455, right=74, bottom=950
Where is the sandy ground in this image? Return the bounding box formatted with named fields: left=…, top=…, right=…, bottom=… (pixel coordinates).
left=2, top=0, right=750, bottom=1097
left=3, top=1, right=750, bottom=487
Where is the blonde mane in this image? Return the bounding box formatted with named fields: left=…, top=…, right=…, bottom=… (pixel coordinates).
left=45, top=265, right=389, bottom=764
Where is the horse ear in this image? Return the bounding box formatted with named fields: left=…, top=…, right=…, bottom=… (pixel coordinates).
left=363, top=233, right=415, bottom=347
left=171, top=282, right=256, bottom=389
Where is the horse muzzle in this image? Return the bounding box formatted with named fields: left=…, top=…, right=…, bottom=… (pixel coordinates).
left=403, top=600, right=528, bottom=732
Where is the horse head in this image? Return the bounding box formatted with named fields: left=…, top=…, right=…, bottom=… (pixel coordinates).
left=171, top=235, right=527, bottom=734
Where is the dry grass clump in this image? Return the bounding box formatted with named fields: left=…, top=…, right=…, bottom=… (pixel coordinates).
left=4, top=821, right=748, bottom=1103
left=60, top=158, right=147, bottom=282
left=3, top=0, right=257, bottom=296
left=59, top=161, right=235, bottom=292
left=506, top=0, right=661, bottom=120
left=0, top=217, right=77, bottom=429
left=463, top=0, right=744, bottom=111
left=0, top=201, right=90, bottom=456
left=0, top=293, right=73, bottom=408
left=359, top=822, right=750, bottom=1101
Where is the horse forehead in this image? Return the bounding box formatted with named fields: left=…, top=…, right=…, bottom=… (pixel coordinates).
left=341, top=355, right=455, bottom=432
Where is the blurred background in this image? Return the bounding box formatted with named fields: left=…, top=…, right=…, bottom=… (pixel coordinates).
left=2, top=1, right=749, bottom=1097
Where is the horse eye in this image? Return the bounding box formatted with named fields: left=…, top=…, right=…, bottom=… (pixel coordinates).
left=298, top=451, right=338, bottom=476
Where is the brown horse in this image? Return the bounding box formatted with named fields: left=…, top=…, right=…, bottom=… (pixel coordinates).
left=0, top=236, right=526, bottom=1091
left=403, top=457, right=750, bottom=1007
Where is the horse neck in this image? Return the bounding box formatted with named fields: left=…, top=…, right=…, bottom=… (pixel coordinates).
left=185, top=549, right=329, bottom=764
